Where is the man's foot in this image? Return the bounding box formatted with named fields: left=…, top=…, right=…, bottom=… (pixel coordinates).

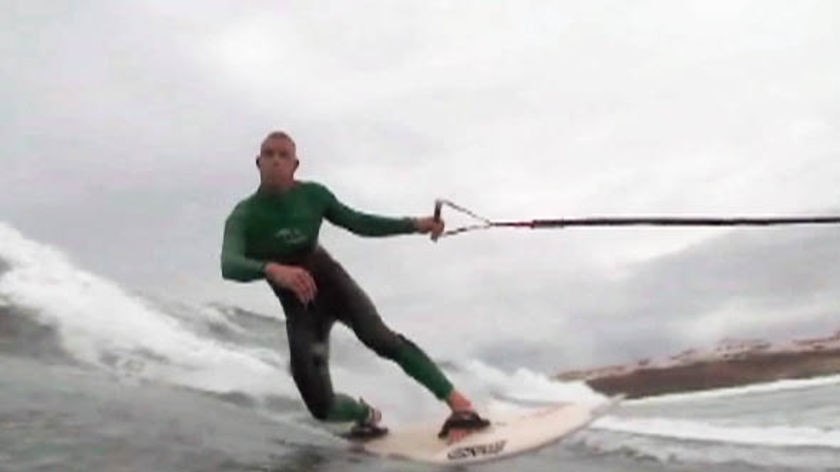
left=438, top=410, right=491, bottom=443
left=346, top=399, right=388, bottom=441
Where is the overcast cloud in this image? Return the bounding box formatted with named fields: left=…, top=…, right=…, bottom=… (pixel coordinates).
left=3, top=0, right=839, bottom=368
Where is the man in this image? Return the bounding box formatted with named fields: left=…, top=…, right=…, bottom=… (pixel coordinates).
left=221, top=131, right=489, bottom=442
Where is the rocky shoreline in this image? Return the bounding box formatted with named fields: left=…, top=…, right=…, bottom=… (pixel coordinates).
left=556, top=330, right=840, bottom=399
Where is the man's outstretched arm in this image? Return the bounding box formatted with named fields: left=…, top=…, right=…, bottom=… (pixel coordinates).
left=321, top=186, right=417, bottom=236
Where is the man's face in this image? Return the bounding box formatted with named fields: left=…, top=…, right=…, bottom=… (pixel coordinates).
left=257, top=137, right=298, bottom=185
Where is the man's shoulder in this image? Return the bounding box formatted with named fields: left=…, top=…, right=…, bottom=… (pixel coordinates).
left=297, top=181, right=334, bottom=199
left=227, top=192, right=261, bottom=216
left=297, top=180, right=329, bottom=192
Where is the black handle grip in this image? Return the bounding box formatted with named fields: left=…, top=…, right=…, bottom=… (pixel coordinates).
left=432, top=200, right=443, bottom=242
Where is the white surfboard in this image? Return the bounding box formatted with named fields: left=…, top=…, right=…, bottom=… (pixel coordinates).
left=345, top=396, right=621, bottom=465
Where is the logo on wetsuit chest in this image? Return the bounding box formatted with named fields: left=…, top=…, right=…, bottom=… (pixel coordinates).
left=274, top=228, right=307, bottom=245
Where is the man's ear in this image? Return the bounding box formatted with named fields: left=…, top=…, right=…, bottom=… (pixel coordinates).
left=294, top=159, right=300, bottom=170
left=255, top=156, right=261, bottom=168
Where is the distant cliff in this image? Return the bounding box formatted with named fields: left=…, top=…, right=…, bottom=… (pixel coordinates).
left=556, top=331, right=840, bottom=399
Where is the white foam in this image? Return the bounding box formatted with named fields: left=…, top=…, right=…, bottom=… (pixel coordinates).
left=191, top=303, right=250, bottom=335
left=628, top=374, right=840, bottom=406
left=593, top=415, right=840, bottom=449
left=575, top=430, right=840, bottom=470
left=0, top=223, right=295, bottom=397
left=455, top=359, right=607, bottom=406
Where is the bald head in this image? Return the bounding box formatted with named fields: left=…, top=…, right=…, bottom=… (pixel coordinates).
left=260, top=131, right=296, bottom=155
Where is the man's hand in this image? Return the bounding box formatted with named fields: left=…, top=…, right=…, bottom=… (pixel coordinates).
left=413, top=216, right=445, bottom=240
left=264, top=262, right=317, bottom=304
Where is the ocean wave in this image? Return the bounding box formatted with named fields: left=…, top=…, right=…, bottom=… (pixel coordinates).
left=0, top=304, right=71, bottom=362
left=627, top=374, right=840, bottom=405
left=592, top=415, right=840, bottom=449
left=0, top=223, right=296, bottom=400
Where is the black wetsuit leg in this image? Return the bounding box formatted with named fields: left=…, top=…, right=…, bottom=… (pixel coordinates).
left=271, top=246, right=454, bottom=422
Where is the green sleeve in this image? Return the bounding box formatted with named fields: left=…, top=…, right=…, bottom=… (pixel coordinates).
left=321, top=186, right=417, bottom=236
left=221, top=205, right=266, bottom=282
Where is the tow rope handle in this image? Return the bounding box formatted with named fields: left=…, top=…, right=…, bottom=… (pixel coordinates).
left=431, top=199, right=443, bottom=242
left=431, top=198, right=840, bottom=240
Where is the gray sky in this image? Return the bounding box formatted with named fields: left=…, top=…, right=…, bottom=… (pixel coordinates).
left=3, top=0, right=839, bottom=368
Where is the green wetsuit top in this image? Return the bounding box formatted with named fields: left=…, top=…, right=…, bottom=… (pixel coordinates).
left=221, top=181, right=417, bottom=281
